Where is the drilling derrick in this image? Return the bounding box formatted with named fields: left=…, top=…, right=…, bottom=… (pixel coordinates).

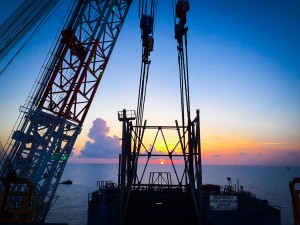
left=0, top=0, right=132, bottom=222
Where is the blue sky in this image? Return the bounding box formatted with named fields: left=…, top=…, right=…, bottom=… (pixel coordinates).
left=0, top=0, right=299, bottom=165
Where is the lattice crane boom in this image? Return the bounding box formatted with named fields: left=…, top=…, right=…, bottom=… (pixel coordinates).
left=0, top=0, right=132, bottom=222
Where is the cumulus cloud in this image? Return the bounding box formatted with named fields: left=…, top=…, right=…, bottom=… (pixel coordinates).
left=149, top=144, right=165, bottom=153
left=140, top=144, right=165, bottom=154
left=79, top=118, right=121, bottom=158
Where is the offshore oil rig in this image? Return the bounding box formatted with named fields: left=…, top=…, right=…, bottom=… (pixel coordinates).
left=0, top=0, right=296, bottom=224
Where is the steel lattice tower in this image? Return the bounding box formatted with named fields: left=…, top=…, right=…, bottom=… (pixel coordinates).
left=0, top=0, right=132, bottom=222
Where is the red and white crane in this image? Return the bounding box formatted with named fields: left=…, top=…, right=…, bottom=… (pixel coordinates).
left=0, top=0, right=132, bottom=222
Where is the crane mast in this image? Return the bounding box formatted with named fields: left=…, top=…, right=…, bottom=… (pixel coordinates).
left=0, top=0, right=132, bottom=222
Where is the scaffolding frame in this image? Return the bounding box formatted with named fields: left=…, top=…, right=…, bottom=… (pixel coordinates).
left=118, top=109, right=203, bottom=225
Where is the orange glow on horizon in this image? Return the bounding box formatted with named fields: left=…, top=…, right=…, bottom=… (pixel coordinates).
left=72, top=128, right=300, bottom=166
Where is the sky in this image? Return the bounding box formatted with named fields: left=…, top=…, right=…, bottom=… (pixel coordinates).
left=0, top=0, right=299, bottom=166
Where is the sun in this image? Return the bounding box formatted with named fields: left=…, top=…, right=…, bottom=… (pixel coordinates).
left=160, top=161, right=164, bottom=165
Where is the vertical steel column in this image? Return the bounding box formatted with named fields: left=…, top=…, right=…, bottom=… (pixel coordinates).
left=120, top=109, right=128, bottom=225
left=196, top=109, right=204, bottom=224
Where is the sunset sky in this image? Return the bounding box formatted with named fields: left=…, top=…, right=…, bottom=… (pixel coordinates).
left=0, top=0, right=299, bottom=166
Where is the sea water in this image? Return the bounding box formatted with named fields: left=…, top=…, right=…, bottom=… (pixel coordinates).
left=45, top=164, right=299, bottom=225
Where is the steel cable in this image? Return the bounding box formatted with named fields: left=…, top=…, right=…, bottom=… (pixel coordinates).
left=0, top=0, right=61, bottom=76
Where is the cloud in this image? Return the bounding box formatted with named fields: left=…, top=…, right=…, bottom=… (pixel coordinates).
left=288, top=151, right=298, bottom=157
left=213, top=154, right=222, bottom=158
left=79, top=118, right=121, bottom=158
left=259, top=142, right=287, bottom=145
left=140, top=144, right=165, bottom=154
left=271, top=150, right=300, bottom=166
left=239, top=152, right=248, bottom=157
left=256, top=153, right=262, bottom=158
left=149, top=144, right=164, bottom=153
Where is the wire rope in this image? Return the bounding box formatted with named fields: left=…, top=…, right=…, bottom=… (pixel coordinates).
left=0, top=0, right=62, bottom=77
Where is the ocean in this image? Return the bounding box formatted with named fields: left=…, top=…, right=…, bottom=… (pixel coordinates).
left=45, top=164, right=299, bottom=225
